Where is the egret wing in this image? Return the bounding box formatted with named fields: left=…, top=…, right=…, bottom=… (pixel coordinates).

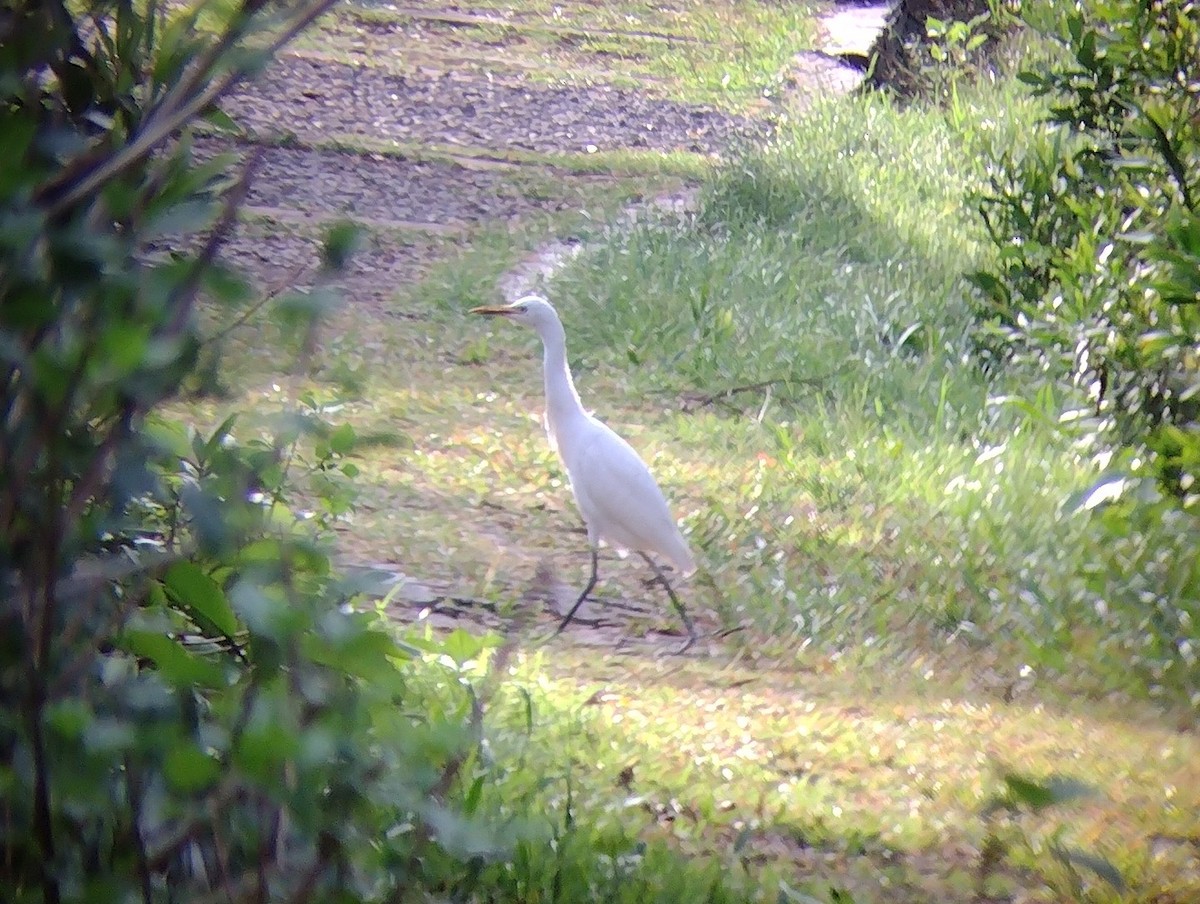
left=567, top=419, right=685, bottom=561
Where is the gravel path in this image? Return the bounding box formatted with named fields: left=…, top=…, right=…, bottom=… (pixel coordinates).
left=199, top=137, right=613, bottom=227
left=222, top=55, right=762, bottom=156
left=216, top=221, right=442, bottom=313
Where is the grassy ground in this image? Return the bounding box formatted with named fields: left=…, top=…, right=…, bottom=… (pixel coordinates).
left=183, top=4, right=1200, bottom=902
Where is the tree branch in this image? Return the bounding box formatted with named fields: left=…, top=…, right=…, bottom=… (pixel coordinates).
left=677, top=369, right=848, bottom=411
left=38, top=0, right=338, bottom=218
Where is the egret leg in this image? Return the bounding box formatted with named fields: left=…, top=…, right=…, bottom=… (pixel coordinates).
left=555, top=548, right=599, bottom=635
left=637, top=552, right=697, bottom=654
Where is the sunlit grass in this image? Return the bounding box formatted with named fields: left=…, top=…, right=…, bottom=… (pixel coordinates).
left=390, top=639, right=1200, bottom=903
left=298, top=131, right=718, bottom=181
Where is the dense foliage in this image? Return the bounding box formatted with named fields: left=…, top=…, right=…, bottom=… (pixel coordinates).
left=0, top=2, right=497, bottom=901
left=971, top=0, right=1200, bottom=704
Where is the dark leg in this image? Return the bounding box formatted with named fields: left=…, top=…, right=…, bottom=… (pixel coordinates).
left=555, top=547, right=599, bottom=635
left=638, top=552, right=697, bottom=653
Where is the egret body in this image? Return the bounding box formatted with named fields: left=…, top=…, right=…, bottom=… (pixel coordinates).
left=471, top=295, right=697, bottom=650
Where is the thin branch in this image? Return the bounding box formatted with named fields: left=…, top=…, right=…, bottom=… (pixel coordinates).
left=207, top=799, right=236, bottom=904
left=256, top=793, right=272, bottom=904
left=203, top=261, right=316, bottom=347
left=48, top=552, right=181, bottom=699
left=143, top=675, right=261, bottom=873
left=125, top=755, right=154, bottom=904
left=677, top=369, right=848, bottom=411
left=284, top=848, right=331, bottom=904
left=166, top=146, right=264, bottom=338
left=26, top=678, right=60, bottom=904
left=62, top=404, right=135, bottom=527
left=145, top=780, right=239, bottom=872
left=38, top=0, right=338, bottom=218
left=1134, top=101, right=1196, bottom=214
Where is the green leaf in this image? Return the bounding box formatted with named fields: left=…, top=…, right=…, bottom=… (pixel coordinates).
left=303, top=623, right=404, bottom=679
left=1066, top=14, right=1082, bottom=42
left=420, top=803, right=501, bottom=859
left=463, top=774, right=485, bottom=815
left=96, top=324, right=149, bottom=378
left=1001, top=772, right=1094, bottom=812
left=45, top=699, right=93, bottom=740
left=143, top=416, right=193, bottom=459
left=83, top=718, right=137, bottom=755
left=274, top=287, right=339, bottom=329
left=1051, top=844, right=1126, bottom=891
left=144, top=199, right=217, bottom=239
left=202, top=104, right=242, bottom=135
left=329, top=422, right=356, bottom=456
left=123, top=629, right=226, bottom=688
left=204, top=413, right=239, bottom=458
left=236, top=718, right=300, bottom=779
left=441, top=628, right=485, bottom=666
left=165, top=742, right=221, bottom=792
left=321, top=221, right=361, bottom=271
left=164, top=561, right=238, bottom=636
left=180, top=482, right=233, bottom=553
left=202, top=263, right=253, bottom=306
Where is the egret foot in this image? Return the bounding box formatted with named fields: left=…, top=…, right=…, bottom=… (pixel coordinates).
left=554, top=548, right=599, bottom=636
left=637, top=552, right=697, bottom=654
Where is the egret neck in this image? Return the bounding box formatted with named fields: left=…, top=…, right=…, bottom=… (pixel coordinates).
left=534, top=315, right=589, bottom=454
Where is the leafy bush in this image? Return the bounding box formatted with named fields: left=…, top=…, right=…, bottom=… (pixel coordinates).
left=0, top=2, right=501, bottom=900
left=970, top=0, right=1200, bottom=705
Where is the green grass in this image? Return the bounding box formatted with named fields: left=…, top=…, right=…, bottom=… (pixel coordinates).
left=388, top=634, right=1200, bottom=904
left=304, top=131, right=718, bottom=181
left=185, top=26, right=1200, bottom=904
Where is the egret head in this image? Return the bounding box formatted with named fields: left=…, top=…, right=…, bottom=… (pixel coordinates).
left=470, top=295, right=562, bottom=334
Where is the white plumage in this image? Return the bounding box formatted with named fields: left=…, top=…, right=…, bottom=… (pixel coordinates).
left=471, top=294, right=697, bottom=650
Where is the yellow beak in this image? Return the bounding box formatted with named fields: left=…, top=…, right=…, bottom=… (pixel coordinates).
left=470, top=305, right=514, bottom=316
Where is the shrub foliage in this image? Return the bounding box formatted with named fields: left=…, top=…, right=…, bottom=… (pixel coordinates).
left=0, top=2, right=492, bottom=901
left=971, top=0, right=1200, bottom=704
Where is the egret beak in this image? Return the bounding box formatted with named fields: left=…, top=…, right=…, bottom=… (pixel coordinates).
left=470, top=305, right=515, bottom=316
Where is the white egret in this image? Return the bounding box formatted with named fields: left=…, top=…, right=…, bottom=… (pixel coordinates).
left=471, top=295, right=698, bottom=651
